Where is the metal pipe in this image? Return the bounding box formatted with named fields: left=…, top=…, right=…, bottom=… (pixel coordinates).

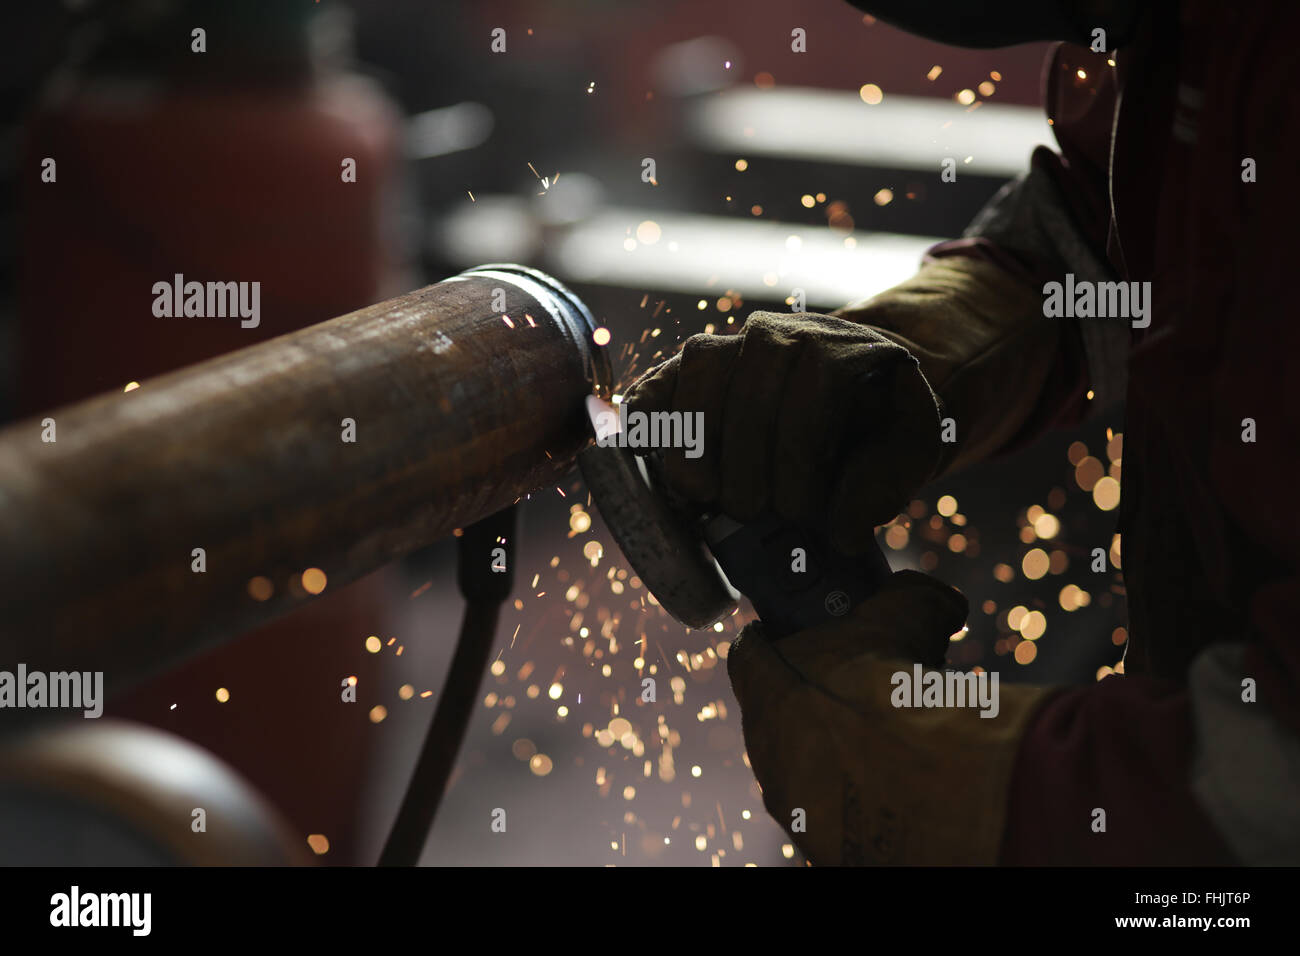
left=0, top=265, right=610, bottom=692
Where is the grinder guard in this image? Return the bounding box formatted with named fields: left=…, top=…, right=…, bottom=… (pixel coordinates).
left=579, top=397, right=894, bottom=639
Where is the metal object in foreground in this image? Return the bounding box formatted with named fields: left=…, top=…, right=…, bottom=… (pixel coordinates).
left=0, top=265, right=610, bottom=691
left=0, top=720, right=307, bottom=865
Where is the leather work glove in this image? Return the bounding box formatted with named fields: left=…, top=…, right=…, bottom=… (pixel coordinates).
left=831, top=254, right=1068, bottom=475
left=622, top=311, right=944, bottom=556
left=727, top=570, right=1055, bottom=865
left=624, top=255, right=1067, bottom=553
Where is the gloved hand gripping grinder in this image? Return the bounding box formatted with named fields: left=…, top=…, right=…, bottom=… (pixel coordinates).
left=579, top=395, right=892, bottom=639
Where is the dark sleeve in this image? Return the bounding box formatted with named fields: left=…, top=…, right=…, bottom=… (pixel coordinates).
left=1003, top=2, right=1300, bottom=864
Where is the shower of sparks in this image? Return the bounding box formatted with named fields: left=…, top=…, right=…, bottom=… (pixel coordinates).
left=338, top=270, right=1127, bottom=865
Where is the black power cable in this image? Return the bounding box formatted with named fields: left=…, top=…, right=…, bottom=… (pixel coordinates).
left=378, top=505, right=517, bottom=866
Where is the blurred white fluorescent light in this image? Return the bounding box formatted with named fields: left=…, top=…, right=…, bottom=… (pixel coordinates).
left=407, top=102, right=494, bottom=160
left=549, top=208, right=939, bottom=307
left=688, top=87, right=1051, bottom=177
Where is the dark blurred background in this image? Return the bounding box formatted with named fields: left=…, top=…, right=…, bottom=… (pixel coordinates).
left=0, top=0, right=1126, bottom=864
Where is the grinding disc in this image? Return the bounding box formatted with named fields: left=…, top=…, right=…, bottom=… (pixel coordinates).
left=577, top=399, right=737, bottom=630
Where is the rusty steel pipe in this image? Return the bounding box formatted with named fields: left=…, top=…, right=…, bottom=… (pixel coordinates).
left=0, top=265, right=610, bottom=691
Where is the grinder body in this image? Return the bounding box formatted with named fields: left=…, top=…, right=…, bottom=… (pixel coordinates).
left=703, top=509, right=892, bottom=639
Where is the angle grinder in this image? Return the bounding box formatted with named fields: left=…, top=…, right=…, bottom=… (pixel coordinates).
left=578, top=395, right=893, bottom=639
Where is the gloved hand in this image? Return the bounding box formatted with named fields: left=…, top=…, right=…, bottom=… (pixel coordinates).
left=727, top=570, right=1055, bottom=865
left=622, top=312, right=944, bottom=556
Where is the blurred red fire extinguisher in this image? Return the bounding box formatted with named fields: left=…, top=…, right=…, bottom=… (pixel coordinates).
left=16, top=0, right=411, bottom=864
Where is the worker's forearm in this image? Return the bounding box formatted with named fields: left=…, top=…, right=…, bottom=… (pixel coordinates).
left=833, top=253, right=1080, bottom=477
